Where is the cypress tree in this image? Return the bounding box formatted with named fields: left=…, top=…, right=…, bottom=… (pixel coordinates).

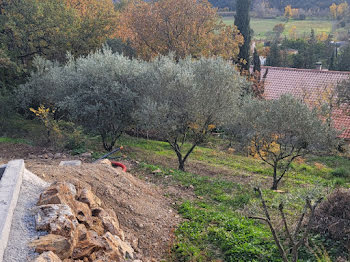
left=266, top=42, right=281, bottom=67
left=329, top=50, right=336, bottom=71
left=234, top=0, right=251, bottom=71
left=253, top=48, right=261, bottom=72
left=306, top=29, right=317, bottom=69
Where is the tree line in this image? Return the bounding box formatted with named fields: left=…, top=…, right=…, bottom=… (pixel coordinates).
left=18, top=48, right=339, bottom=191
left=0, top=0, right=348, bottom=191
left=210, top=0, right=350, bottom=11
left=266, top=29, right=350, bottom=71
left=0, top=0, right=246, bottom=92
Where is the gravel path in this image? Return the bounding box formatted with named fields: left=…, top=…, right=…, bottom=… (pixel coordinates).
left=3, top=169, right=49, bottom=262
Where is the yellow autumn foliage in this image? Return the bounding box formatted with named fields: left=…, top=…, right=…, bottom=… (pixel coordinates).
left=317, top=32, right=329, bottom=42
left=330, top=3, right=338, bottom=19
left=208, top=124, right=216, bottom=131
left=249, top=135, right=280, bottom=159
left=117, top=0, right=243, bottom=60
left=188, top=123, right=216, bottom=134
left=30, top=105, right=62, bottom=143
left=284, top=5, right=292, bottom=19
left=329, top=2, right=348, bottom=19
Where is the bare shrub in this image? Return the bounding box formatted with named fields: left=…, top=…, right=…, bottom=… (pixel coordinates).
left=312, top=189, right=350, bottom=245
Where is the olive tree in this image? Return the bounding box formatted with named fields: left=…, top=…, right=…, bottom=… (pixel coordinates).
left=137, top=55, right=249, bottom=171
left=18, top=48, right=146, bottom=151
left=235, top=95, right=337, bottom=190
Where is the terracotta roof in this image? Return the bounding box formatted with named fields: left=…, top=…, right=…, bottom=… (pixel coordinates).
left=261, top=66, right=350, bottom=140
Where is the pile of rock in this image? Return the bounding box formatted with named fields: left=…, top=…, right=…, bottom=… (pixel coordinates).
left=30, top=182, right=135, bottom=262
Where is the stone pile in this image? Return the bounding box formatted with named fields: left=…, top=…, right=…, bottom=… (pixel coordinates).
left=30, top=182, right=135, bottom=262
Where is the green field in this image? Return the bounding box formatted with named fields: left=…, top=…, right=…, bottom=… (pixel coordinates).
left=222, top=17, right=334, bottom=39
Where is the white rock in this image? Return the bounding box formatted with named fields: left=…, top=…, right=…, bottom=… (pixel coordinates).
left=59, top=160, right=82, bottom=167
left=33, top=204, right=78, bottom=233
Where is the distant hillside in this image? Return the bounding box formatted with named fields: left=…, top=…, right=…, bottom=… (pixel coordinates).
left=209, top=0, right=350, bottom=11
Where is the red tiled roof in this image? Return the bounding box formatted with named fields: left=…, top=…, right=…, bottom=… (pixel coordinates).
left=261, top=66, right=350, bottom=140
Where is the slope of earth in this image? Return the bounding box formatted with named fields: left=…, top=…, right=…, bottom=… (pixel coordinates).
left=26, top=161, right=181, bottom=262
left=0, top=141, right=183, bottom=261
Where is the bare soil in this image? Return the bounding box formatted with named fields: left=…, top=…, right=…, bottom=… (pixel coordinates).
left=0, top=143, right=188, bottom=261
left=27, top=162, right=181, bottom=261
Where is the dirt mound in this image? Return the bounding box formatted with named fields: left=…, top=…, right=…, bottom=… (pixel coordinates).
left=312, top=189, right=350, bottom=249
left=27, top=162, right=181, bottom=262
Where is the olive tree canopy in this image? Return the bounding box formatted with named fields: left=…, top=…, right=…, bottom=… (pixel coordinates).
left=137, top=55, right=249, bottom=171
left=18, top=48, right=146, bottom=151
left=235, top=95, right=338, bottom=190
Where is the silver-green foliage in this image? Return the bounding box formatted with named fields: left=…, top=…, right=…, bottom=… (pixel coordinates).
left=236, top=95, right=338, bottom=189
left=18, top=48, right=147, bottom=150
left=18, top=50, right=248, bottom=154
left=137, top=55, right=249, bottom=170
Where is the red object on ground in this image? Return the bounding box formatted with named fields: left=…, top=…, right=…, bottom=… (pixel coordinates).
left=111, top=161, right=127, bottom=172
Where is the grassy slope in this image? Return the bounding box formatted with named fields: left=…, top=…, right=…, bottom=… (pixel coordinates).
left=107, top=135, right=349, bottom=261
left=222, top=17, right=333, bottom=39
left=2, top=134, right=349, bottom=261
left=0, top=137, right=31, bottom=144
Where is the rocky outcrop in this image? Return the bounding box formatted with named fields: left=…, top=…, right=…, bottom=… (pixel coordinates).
left=30, top=234, right=74, bottom=260
left=31, top=182, right=135, bottom=262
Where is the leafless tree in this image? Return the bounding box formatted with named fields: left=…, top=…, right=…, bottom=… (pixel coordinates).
left=250, top=187, right=323, bottom=262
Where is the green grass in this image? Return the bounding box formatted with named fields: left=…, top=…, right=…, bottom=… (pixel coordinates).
left=0, top=137, right=32, bottom=144
left=115, top=136, right=349, bottom=261
left=1, top=114, right=46, bottom=143
left=3, top=129, right=349, bottom=261
left=222, top=17, right=333, bottom=40
left=139, top=163, right=281, bottom=261
left=176, top=201, right=280, bottom=261
left=137, top=159, right=347, bottom=261
left=112, top=135, right=350, bottom=188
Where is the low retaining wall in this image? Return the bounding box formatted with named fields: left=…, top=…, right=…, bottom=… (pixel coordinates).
left=0, top=160, right=24, bottom=262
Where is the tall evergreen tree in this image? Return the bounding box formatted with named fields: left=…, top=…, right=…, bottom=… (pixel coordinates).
left=329, top=49, right=336, bottom=71
left=306, top=29, right=317, bottom=68
left=266, top=42, right=281, bottom=67
left=234, top=0, right=251, bottom=71
left=253, top=48, right=261, bottom=72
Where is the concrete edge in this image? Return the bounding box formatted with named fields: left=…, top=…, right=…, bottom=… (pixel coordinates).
left=0, top=159, right=25, bottom=262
